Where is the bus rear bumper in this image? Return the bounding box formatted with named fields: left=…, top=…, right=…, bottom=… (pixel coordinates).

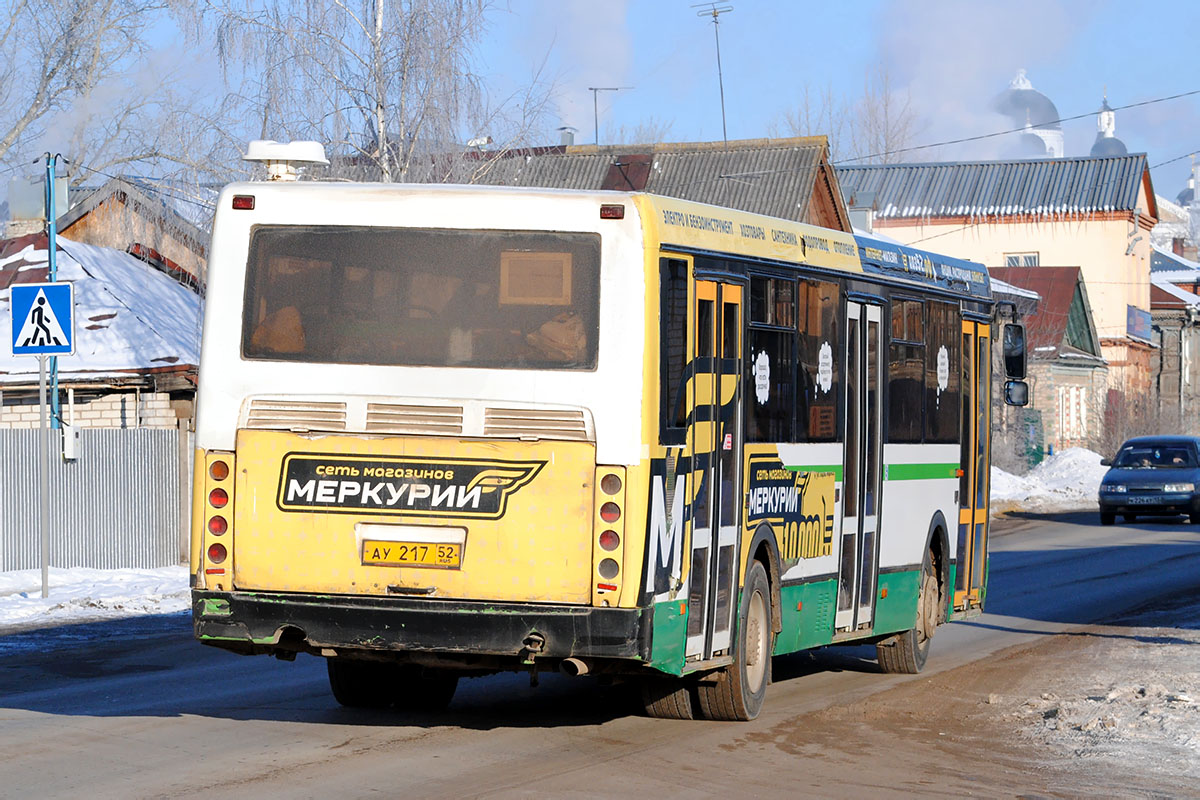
left=193, top=590, right=649, bottom=662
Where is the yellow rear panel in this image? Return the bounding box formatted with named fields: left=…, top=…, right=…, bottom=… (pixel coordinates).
left=233, top=430, right=595, bottom=603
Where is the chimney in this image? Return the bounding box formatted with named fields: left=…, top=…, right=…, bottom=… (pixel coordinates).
left=558, top=126, right=576, bottom=147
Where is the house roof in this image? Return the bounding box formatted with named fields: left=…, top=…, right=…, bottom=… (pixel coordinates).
left=990, top=266, right=1103, bottom=362
left=836, top=154, right=1156, bottom=221
left=0, top=234, right=201, bottom=385
left=436, top=136, right=852, bottom=231
left=58, top=177, right=214, bottom=254
left=1151, top=244, right=1200, bottom=275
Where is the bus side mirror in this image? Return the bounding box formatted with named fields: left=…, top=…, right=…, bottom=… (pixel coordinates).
left=1003, top=324, right=1026, bottom=380
left=1004, top=380, right=1029, bottom=407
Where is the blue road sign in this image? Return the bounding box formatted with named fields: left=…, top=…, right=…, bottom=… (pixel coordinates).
left=11, top=282, right=74, bottom=356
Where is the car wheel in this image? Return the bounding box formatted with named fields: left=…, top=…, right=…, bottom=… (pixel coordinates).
left=1190, top=512, right=1200, bottom=525
left=1100, top=511, right=1115, bottom=525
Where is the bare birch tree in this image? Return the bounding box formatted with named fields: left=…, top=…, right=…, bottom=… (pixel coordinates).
left=777, top=67, right=921, bottom=165
left=0, top=0, right=228, bottom=185
left=205, top=0, right=554, bottom=182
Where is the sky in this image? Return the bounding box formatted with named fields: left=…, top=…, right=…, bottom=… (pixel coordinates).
left=486, top=0, right=1200, bottom=203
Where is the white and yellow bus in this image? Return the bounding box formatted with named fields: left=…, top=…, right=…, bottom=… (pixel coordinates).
left=191, top=170, right=1025, bottom=720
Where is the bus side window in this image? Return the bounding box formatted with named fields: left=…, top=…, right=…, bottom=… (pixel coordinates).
left=795, top=278, right=840, bottom=442
left=660, top=258, right=689, bottom=446
left=746, top=276, right=794, bottom=443
left=888, top=298, right=925, bottom=443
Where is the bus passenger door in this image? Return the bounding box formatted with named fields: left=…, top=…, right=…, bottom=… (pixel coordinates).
left=956, top=321, right=991, bottom=609
left=686, top=280, right=744, bottom=661
left=836, top=301, right=883, bottom=632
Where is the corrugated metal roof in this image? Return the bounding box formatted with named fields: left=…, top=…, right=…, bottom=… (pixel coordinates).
left=429, top=138, right=833, bottom=224
left=837, top=154, right=1150, bottom=219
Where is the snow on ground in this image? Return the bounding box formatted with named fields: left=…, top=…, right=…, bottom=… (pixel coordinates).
left=0, top=565, right=189, bottom=632
left=1005, top=597, right=1200, bottom=777
left=990, top=447, right=1109, bottom=514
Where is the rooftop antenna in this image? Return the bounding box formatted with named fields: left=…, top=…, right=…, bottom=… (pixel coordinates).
left=588, top=87, right=632, bottom=146
left=694, top=2, right=733, bottom=148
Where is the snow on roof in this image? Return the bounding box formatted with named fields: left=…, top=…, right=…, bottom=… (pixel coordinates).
left=1151, top=276, right=1200, bottom=308
left=0, top=237, right=201, bottom=384
left=990, top=276, right=1040, bottom=300
left=1151, top=243, right=1200, bottom=274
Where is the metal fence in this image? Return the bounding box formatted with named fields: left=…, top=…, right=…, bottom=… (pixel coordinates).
left=0, top=428, right=190, bottom=571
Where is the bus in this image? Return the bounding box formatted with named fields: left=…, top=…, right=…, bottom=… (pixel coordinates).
left=191, top=165, right=1026, bottom=721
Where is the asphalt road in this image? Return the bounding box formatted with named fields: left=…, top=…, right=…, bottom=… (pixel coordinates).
left=1, top=511, right=1198, bottom=799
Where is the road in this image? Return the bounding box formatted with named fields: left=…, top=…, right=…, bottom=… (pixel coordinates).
left=1, top=511, right=1198, bottom=798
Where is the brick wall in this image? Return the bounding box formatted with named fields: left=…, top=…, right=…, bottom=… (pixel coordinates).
left=0, top=391, right=184, bottom=429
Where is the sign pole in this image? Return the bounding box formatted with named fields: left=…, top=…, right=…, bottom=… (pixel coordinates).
left=38, top=354, right=49, bottom=598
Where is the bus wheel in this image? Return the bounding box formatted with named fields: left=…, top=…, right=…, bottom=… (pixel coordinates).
left=876, top=552, right=937, bottom=674
left=639, top=678, right=695, bottom=719
left=696, top=560, right=772, bottom=721
left=326, top=657, right=397, bottom=709
left=393, top=666, right=458, bottom=711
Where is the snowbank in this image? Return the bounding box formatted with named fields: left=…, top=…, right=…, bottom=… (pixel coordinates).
left=990, top=447, right=1108, bottom=515
left=0, top=566, right=189, bottom=631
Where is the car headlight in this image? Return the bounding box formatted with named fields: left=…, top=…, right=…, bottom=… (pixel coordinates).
left=1102, top=484, right=1127, bottom=493
left=1163, top=482, right=1195, bottom=493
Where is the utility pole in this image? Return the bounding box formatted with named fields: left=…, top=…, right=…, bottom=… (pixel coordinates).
left=693, top=2, right=733, bottom=148
left=45, top=154, right=61, bottom=432
left=587, top=87, right=631, bottom=146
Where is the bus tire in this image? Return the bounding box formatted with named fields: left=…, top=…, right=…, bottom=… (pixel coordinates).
left=326, top=657, right=396, bottom=709
left=639, top=678, right=695, bottom=719
left=393, top=666, right=458, bottom=711
left=696, top=560, right=772, bottom=721
left=876, top=551, right=937, bottom=674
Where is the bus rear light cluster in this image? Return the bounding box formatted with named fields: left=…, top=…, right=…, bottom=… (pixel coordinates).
left=593, top=468, right=627, bottom=605
left=204, top=453, right=235, bottom=587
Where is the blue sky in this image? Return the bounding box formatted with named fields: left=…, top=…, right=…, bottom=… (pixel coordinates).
left=488, top=0, right=1200, bottom=201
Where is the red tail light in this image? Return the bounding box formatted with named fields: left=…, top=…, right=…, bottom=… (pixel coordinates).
left=208, top=515, right=228, bottom=535
left=599, top=502, right=620, bottom=523
left=209, top=488, right=228, bottom=508
left=599, top=530, right=620, bottom=551
left=207, top=543, right=227, bottom=563
left=210, top=461, right=230, bottom=481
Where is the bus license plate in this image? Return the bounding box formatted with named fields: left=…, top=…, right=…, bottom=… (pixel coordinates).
left=362, top=539, right=462, bottom=569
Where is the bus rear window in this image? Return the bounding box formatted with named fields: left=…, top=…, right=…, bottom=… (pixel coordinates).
left=242, top=226, right=601, bottom=369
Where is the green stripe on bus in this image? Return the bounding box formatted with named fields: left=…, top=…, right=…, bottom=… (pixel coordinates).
left=784, top=464, right=843, bottom=481
left=886, top=462, right=958, bottom=481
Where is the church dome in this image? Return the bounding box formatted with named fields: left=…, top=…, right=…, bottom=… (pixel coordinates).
left=992, top=70, right=1062, bottom=130
left=1090, top=134, right=1127, bottom=157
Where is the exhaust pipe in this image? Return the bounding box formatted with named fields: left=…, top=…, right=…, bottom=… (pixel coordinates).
left=560, top=657, right=590, bottom=677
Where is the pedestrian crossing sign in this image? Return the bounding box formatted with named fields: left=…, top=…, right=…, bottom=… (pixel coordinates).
left=10, top=282, right=74, bottom=356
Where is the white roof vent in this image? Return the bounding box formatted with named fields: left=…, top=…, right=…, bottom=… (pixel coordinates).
left=243, top=140, right=329, bottom=181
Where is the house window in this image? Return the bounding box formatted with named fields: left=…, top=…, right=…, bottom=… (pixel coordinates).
left=1004, top=252, right=1039, bottom=267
